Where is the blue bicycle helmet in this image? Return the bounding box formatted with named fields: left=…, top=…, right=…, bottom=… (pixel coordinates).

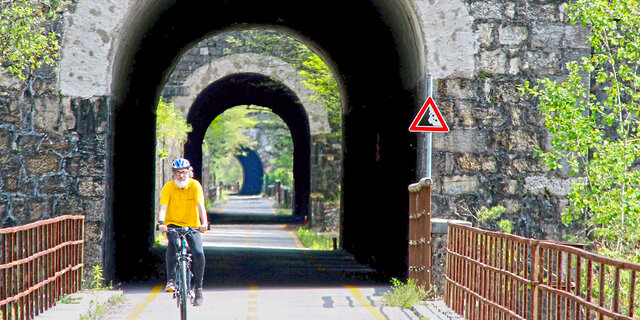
left=171, top=158, right=191, bottom=170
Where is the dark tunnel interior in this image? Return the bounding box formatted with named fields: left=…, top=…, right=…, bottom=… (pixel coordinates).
left=235, top=147, right=264, bottom=196
left=108, top=0, right=422, bottom=282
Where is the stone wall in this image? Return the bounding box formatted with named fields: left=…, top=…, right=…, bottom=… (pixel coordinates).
left=425, top=0, right=587, bottom=241
left=0, top=69, right=108, bottom=272
left=311, top=135, right=342, bottom=201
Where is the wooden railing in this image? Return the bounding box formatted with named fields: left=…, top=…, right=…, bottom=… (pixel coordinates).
left=408, top=177, right=431, bottom=289
left=445, top=223, right=640, bottom=319
left=0, top=215, right=85, bottom=320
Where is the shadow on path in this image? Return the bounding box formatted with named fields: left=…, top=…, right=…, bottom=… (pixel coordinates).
left=208, top=213, right=303, bottom=225
left=202, top=247, right=383, bottom=288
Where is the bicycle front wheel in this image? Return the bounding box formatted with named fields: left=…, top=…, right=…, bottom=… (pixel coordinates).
left=179, top=260, right=188, bottom=320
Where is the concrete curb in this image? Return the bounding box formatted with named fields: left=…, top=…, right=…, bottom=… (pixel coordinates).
left=412, top=300, right=464, bottom=320
left=34, top=289, right=124, bottom=319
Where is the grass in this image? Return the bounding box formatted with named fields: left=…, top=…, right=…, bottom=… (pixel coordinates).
left=79, top=293, right=125, bottom=320
left=295, top=227, right=335, bottom=250
left=381, top=278, right=427, bottom=308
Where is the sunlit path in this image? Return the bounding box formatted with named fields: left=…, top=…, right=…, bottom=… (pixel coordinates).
left=208, top=195, right=302, bottom=224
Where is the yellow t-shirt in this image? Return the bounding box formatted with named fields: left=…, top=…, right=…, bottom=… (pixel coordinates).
left=160, top=179, right=205, bottom=228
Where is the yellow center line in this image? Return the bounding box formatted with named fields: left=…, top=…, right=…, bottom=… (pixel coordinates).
left=245, top=225, right=252, bottom=246
left=125, top=284, right=163, bottom=320
left=267, top=199, right=277, bottom=215
left=284, top=226, right=305, bottom=249
left=269, top=198, right=305, bottom=249
left=248, top=286, right=259, bottom=320
left=345, top=285, right=388, bottom=320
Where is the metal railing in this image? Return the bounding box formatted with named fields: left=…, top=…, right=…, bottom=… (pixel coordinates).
left=445, top=222, right=640, bottom=319
left=0, top=215, right=85, bottom=320
left=408, top=177, right=432, bottom=289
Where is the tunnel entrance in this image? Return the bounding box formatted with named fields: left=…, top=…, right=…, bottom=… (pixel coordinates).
left=109, top=0, right=422, bottom=282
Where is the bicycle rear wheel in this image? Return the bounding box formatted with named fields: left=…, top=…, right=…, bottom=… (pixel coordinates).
left=179, top=260, right=188, bottom=320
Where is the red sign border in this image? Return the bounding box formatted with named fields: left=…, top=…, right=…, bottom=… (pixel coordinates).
left=409, top=96, right=450, bottom=132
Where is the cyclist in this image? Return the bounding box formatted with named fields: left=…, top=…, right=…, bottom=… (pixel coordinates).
left=156, top=158, right=209, bottom=306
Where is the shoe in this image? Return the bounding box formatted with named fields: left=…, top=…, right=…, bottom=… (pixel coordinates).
left=193, top=288, right=203, bottom=306
left=164, top=280, right=176, bottom=292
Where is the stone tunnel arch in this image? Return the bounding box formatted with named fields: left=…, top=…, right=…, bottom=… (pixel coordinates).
left=107, top=0, right=425, bottom=281
left=167, top=53, right=330, bottom=136
left=184, top=73, right=310, bottom=215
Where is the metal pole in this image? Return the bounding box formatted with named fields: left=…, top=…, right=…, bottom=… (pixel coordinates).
left=425, top=74, right=433, bottom=179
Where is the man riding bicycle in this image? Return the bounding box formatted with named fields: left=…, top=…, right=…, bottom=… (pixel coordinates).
left=156, top=158, right=209, bottom=306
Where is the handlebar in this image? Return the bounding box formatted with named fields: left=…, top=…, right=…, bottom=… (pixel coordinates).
left=156, top=224, right=210, bottom=232
left=165, top=227, right=199, bottom=234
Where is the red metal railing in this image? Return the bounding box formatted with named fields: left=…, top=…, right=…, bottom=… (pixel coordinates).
left=446, top=222, right=536, bottom=319
left=408, top=177, right=431, bottom=289
left=0, top=215, right=84, bottom=320
left=445, top=223, right=640, bottom=319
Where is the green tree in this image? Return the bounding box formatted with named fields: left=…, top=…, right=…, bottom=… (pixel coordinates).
left=300, top=54, right=341, bottom=132
left=203, top=106, right=257, bottom=182
left=522, top=0, right=640, bottom=260
left=156, top=97, right=192, bottom=159
left=255, top=111, right=293, bottom=186
left=0, top=0, right=68, bottom=80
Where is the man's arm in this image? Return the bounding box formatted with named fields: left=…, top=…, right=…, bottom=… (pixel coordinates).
left=157, top=204, right=168, bottom=231
left=197, top=202, right=208, bottom=232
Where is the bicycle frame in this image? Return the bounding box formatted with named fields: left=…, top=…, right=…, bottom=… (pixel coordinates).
left=166, top=227, right=197, bottom=319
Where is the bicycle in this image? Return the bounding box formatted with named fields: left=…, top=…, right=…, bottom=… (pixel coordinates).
left=163, top=227, right=200, bottom=320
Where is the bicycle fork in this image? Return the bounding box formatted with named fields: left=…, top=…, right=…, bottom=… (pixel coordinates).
left=173, top=237, right=194, bottom=302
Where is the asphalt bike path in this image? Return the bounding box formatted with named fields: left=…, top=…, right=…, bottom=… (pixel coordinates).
left=101, top=196, right=421, bottom=319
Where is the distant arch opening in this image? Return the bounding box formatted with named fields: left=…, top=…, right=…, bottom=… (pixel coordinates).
left=235, top=148, right=263, bottom=196
left=185, top=73, right=310, bottom=218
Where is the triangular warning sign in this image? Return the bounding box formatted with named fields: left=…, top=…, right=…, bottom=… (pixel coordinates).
left=409, top=96, right=449, bottom=132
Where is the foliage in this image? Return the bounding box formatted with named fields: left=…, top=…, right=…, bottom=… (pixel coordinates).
left=497, top=219, right=514, bottom=234
left=477, top=205, right=506, bottom=222
left=521, top=0, right=640, bottom=259
left=296, top=227, right=334, bottom=250
left=156, top=97, right=192, bottom=160
left=60, top=293, right=81, bottom=304
left=203, top=105, right=257, bottom=183
left=80, top=293, right=124, bottom=320
left=381, top=278, right=427, bottom=308
left=0, top=0, right=68, bottom=80
left=475, top=205, right=513, bottom=234
left=224, top=30, right=309, bottom=67
left=215, top=154, right=243, bottom=186
left=88, top=264, right=106, bottom=290
left=254, top=110, right=294, bottom=187
left=299, top=54, right=342, bottom=131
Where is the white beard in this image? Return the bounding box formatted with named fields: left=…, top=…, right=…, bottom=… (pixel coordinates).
left=175, top=178, right=189, bottom=189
